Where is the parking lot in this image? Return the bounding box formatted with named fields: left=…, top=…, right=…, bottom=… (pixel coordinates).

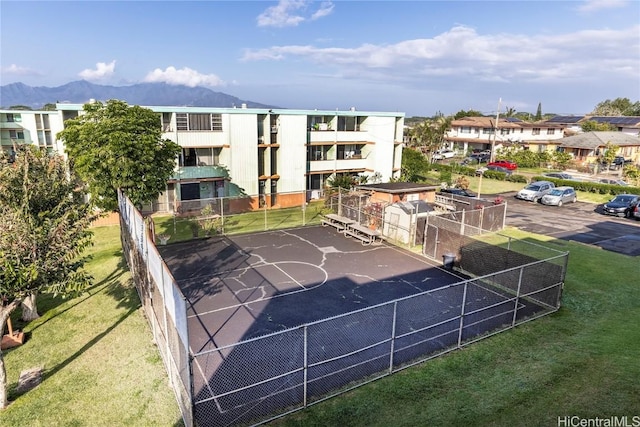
left=502, top=191, right=640, bottom=256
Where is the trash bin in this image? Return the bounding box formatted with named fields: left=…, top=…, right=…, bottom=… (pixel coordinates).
left=442, top=252, right=456, bottom=270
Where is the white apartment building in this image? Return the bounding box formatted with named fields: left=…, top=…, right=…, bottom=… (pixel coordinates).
left=445, top=116, right=566, bottom=155
left=0, top=109, right=65, bottom=160
left=5, top=104, right=404, bottom=213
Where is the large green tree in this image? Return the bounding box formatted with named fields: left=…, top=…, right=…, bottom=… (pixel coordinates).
left=591, top=98, right=640, bottom=116
left=0, top=146, right=96, bottom=409
left=58, top=100, right=181, bottom=211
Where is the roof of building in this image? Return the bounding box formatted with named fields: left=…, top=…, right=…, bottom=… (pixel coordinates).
left=54, top=103, right=405, bottom=117
left=559, top=131, right=640, bottom=149
left=391, top=200, right=435, bottom=215
left=450, top=116, right=520, bottom=128
left=357, top=182, right=439, bottom=193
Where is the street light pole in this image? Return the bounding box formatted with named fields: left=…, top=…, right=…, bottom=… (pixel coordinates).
left=490, top=98, right=502, bottom=163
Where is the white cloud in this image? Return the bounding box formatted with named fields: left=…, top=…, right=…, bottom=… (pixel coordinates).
left=577, top=0, right=628, bottom=12
left=311, top=1, right=334, bottom=21
left=241, top=24, right=640, bottom=84
left=1, top=63, right=40, bottom=76
left=257, top=0, right=333, bottom=28
left=78, top=60, right=116, bottom=81
left=143, top=66, right=225, bottom=87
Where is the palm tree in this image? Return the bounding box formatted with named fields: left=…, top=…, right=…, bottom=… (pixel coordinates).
left=406, top=116, right=452, bottom=161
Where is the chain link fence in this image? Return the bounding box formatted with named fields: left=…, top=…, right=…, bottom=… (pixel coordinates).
left=191, top=253, right=566, bottom=426
left=118, top=191, right=193, bottom=427
left=119, top=188, right=567, bottom=427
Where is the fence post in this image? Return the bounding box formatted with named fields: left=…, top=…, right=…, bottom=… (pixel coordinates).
left=457, top=282, right=469, bottom=348
left=480, top=206, right=484, bottom=231
left=389, top=302, right=398, bottom=374
left=303, top=325, right=308, bottom=407
left=511, top=267, right=524, bottom=327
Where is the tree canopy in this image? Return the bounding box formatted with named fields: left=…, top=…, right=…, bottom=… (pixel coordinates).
left=57, top=100, right=181, bottom=211
left=590, top=98, right=640, bottom=116
left=0, top=146, right=96, bottom=408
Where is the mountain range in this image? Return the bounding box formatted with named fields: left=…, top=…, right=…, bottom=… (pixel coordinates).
left=0, top=80, right=278, bottom=110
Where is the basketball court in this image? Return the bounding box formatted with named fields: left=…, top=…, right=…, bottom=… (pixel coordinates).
left=158, top=225, right=466, bottom=354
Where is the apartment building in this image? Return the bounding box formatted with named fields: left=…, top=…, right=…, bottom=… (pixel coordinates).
left=0, top=109, right=65, bottom=160
left=445, top=116, right=566, bottom=155
left=7, top=104, right=403, bottom=213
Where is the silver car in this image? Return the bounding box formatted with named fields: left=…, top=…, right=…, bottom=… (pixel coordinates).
left=541, top=186, right=577, bottom=206
left=516, top=181, right=555, bottom=202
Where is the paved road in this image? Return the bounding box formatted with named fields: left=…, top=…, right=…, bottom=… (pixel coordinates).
left=501, top=191, right=640, bottom=256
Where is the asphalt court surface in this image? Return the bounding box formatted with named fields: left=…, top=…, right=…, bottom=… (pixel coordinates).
left=158, top=226, right=466, bottom=354
left=503, top=192, right=640, bottom=256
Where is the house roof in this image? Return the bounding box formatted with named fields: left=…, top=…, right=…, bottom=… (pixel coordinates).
left=559, top=132, right=640, bottom=149
left=450, top=116, right=521, bottom=129
left=357, top=182, right=439, bottom=193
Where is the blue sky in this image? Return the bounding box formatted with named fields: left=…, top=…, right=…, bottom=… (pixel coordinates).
left=1, top=0, right=639, bottom=117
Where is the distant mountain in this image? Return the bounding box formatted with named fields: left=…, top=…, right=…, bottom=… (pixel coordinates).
left=0, top=80, right=279, bottom=110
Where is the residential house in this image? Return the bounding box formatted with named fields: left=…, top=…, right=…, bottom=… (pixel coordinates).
left=445, top=116, right=565, bottom=156
left=558, top=131, right=640, bottom=165
left=544, top=116, right=640, bottom=136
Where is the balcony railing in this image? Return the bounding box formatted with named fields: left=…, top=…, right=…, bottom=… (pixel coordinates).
left=170, top=165, right=228, bottom=181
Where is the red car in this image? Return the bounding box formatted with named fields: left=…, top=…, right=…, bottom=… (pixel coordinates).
left=487, top=160, right=518, bottom=170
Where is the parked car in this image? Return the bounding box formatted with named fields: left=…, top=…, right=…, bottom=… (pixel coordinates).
left=544, top=172, right=574, bottom=180
left=487, top=160, right=517, bottom=170
left=439, top=188, right=476, bottom=197
left=633, top=203, right=640, bottom=220
left=475, top=165, right=513, bottom=176
left=540, top=186, right=577, bottom=206
left=601, top=194, right=640, bottom=218
left=598, top=178, right=628, bottom=186
left=469, top=152, right=490, bottom=163
left=516, top=181, right=555, bottom=202
left=432, top=149, right=456, bottom=160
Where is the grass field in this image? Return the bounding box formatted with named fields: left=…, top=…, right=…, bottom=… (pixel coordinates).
left=2, top=226, right=183, bottom=426
left=2, top=185, right=638, bottom=426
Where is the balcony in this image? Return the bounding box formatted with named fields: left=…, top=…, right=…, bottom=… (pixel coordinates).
left=308, top=130, right=368, bottom=143
left=308, top=158, right=368, bottom=173
left=170, top=165, right=228, bottom=181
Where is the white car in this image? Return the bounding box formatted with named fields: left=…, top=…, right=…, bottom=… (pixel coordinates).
left=432, top=150, right=456, bottom=160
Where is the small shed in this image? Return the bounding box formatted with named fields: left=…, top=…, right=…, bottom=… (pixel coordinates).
left=383, top=200, right=436, bottom=244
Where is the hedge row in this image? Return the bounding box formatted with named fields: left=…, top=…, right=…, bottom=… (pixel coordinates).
left=531, top=176, right=640, bottom=196
left=431, top=163, right=527, bottom=183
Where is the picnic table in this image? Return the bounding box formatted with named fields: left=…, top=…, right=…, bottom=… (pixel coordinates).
left=344, top=223, right=381, bottom=245
left=321, top=213, right=355, bottom=232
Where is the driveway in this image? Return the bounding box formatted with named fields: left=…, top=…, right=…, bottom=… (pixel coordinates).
left=501, top=191, right=640, bottom=256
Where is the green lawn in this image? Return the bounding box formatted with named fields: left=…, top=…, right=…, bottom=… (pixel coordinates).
left=3, top=200, right=638, bottom=427
left=2, top=225, right=183, bottom=426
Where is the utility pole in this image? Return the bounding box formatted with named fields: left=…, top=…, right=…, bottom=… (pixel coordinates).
left=490, top=98, right=502, bottom=163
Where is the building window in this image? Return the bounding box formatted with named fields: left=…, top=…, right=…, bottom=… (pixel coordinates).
left=532, top=128, right=540, bottom=135
left=180, top=147, right=220, bottom=166
left=460, top=126, right=471, bottom=134
left=482, top=128, right=495, bottom=134
left=500, top=129, right=510, bottom=135
left=9, top=130, right=24, bottom=139
left=211, top=114, right=222, bottom=131
left=6, top=114, right=20, bottom=122
left=175, top=113, right=223, bottom=131
left=189, top=114, right=210, bottom=130
left=547, top=128, right=555, bottom=135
